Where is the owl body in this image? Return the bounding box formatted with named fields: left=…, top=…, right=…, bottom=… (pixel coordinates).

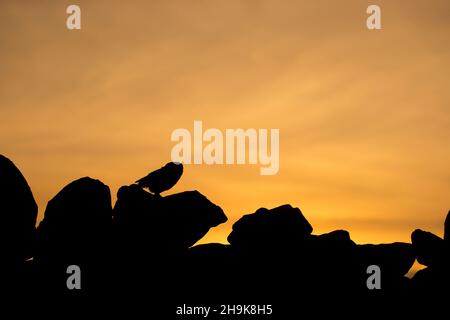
left=136, top=162, right=183, bottom=195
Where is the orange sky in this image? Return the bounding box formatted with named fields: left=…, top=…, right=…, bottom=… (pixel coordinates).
left=1, top=0, right=449, bottom=247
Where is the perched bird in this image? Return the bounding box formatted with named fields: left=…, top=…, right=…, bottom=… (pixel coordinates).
left=136, top=162, right=183, bottom=196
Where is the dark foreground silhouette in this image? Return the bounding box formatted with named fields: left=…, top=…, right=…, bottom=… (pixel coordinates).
left=1, top=154, right=449, bottom=316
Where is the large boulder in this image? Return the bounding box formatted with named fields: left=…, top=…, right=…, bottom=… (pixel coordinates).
left=411, top=229, right=446, bottom=267
left=297, top=230, right=359, bottom=291
left=305, top=230, right=356, bottom=261
left=113, top=184, right=156, bottom=229
left=113, top=186, right=227, bottom=253
left=223, top=205, right=313, bottom=298
left=0, top=155, right=37, bottom=262
left=159, top=191, right=227, bottom=248
left=36, top=177, right=112, bottom=263
left=179, top=243, right=236, bottom=298
left=411, top=219, right=450, bottom=292
left=227, top=204, right=312, bottom=249
left=356, top=242, right=415, bottom=287
left=313, top=229, right=355, bottom=247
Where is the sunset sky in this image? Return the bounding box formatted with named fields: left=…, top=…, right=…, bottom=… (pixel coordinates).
left=1, top=0, right=449, bottom=249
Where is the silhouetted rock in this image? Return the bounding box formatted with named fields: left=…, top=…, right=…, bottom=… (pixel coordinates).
left=356, top=242, right=415, bottom=287
left=36, top=177, right=112, bottom=263
left=296, top=230, right=359, bottom=291
left=160, top=191, right=227, bottom=248
left=305, top=230, right=356, bottom=262
left=227, top=204, right=312, bottom=249
left=302, top=230, right=356, bottom=265
left=316, top=229, right=354, bottom=244
left=2, top=157, right=449, bottom=309
left=112, top=187, right=227, bottom=300
left=411, top=262, right=450, bottom=293
left=445, top=210, right=450, bottom=241
left=181, top=243, right=236, bottom=295
left=187, top=243, right=233, bottom=261
left=0, top=154, right=37, bottom=262
left=113, top=184, right=157, bottom=234
left=411, top=229, right=445, bottom=267
left=221, top=205, right=319, bottom=301
left=113, top=187, right=227, bottom=253
left=136, top=162, right=183, bottom=195
left=410, top=221, right=450, bottom=293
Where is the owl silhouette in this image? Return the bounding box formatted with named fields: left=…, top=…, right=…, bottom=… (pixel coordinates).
left=136, top=162, right=183, bottom=196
